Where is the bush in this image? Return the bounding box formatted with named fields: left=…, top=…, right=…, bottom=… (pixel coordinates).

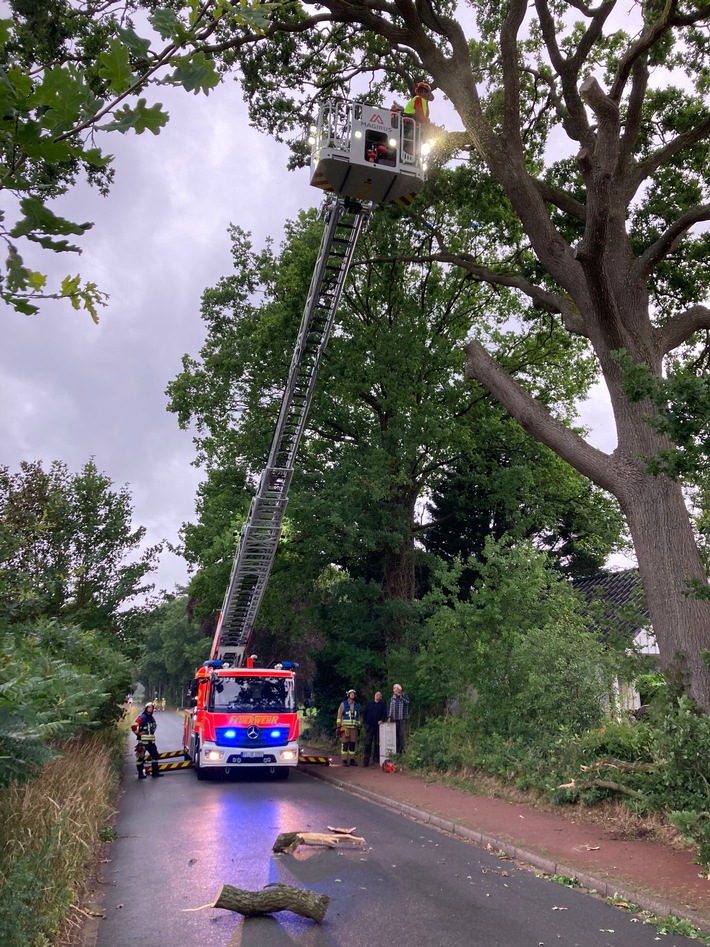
left=408, top=717, right=475, bottom=772
left=0, top=730, right=124, bottom=946
left=0, top=621, right=132, bottom=788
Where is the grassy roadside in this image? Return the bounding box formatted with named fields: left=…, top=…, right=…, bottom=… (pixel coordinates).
left=300, top=716, right=690, bottom=851
left=0, top=717, right=131, bottom=947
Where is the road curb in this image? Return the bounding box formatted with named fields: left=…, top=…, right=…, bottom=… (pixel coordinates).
left=302, top=766, right=710, bottom=936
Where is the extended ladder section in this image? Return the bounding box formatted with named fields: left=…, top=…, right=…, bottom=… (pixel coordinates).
left=211, top=198, right=370, bottom=666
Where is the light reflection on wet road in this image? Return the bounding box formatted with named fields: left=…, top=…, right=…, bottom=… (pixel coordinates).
left=95, top=712, right=699, bottom=947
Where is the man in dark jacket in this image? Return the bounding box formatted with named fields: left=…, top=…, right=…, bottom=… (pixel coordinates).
left=131, top=702, right=163, bottom=779
left=362, top=691, right=387, bottom=767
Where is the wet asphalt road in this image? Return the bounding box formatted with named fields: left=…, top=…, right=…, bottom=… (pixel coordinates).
left=95, top=712, right=698, bottom=947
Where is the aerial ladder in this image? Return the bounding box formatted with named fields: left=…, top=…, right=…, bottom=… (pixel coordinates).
left=184, top=98, right=428, bottom=778
left=211, top=98, right=428, bottom=667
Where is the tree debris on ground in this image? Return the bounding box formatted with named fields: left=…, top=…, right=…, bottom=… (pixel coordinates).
left=273, top=829, right=365, bottom=854
left=211, top=882, right=329, bottom=922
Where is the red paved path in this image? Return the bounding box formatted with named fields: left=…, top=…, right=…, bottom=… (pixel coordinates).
left=302, top=757, right=710, bottom=934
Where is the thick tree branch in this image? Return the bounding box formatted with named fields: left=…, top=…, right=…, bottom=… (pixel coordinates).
left=464, top=338, right=618, bottom=492
left=610, top=0, right=675, bottom=99
left=618, top=58, right=649, bottom=173
left=532, top=179, right=586, bottom=221
left=628, top=115, right=710, bottom=199
left=655, top=305, right=710, bottom=357
left=631, top=203, right=710, bottom=284
left=500, top=0, right=528, bottom=146
left=535, top=0, right=612, bottom=148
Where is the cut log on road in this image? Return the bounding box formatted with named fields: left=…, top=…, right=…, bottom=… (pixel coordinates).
left=273, top=831, right=365, bottom=854
left=212, top=883, right=329, bottom=923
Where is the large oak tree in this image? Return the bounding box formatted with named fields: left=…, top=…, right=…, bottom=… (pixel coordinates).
left=196, top=0, right=710, bottom=709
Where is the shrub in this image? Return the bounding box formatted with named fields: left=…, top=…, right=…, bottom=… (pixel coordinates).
left=0, top=621, right=132, bottom=788
left=0, top=730, right=123, bottom=946
left=408, top=716, right=475, bottom=772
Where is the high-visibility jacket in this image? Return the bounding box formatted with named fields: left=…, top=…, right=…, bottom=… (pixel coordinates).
left=132, top=713, right=157, bottom=744
left=403, top=94, right=430, bottom=126
left=337, top=701, right=361, bottom=730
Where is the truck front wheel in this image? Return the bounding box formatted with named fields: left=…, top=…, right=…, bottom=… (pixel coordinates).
left=194, top=740, right=208, bottom=781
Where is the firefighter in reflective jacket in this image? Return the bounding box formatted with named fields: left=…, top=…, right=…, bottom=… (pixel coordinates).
left=336, top=689, right=361, bottom=767
left=131, top=702, right=163, bottom=779
left=403, top=81, right=434, bottom=131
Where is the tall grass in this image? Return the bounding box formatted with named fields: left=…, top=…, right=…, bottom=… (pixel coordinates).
left=0, top=727, right=126, bottom=947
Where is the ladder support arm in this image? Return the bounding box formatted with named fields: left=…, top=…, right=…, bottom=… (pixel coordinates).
left=211, top=198, right=371, bottom=666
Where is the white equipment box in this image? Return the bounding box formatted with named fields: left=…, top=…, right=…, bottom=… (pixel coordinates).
left=379, top=721, right=397, bottom=765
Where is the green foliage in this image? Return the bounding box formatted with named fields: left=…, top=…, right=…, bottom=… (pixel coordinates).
left=416, top=537, right=615, bottom=738
left=311, top=577, right=390, bottom=713
left=178, top=465, right=252, bottom=619
left=408, top=689, right=710, bottom=870
left=423, top=416, right=628, bottom=580
left=99, top=97, right=170, bottom=135
left=0, top=621, right=132, bottom=788
left=654, top=916, right=710, bottom=943
left=576, top=717, right=648, bottom=763
left=646, top=695, right=710, bottom=811
left=408, top=716, right=475, bottom=772
left=169, top=203, right=624, bottom=680
left=0, top=458, right=155, bottom=787
left=0, top=459, right=158, bottom=642
left=0, top=1, right=266, bottom=316
left=0, top=729, right=124, bottom=947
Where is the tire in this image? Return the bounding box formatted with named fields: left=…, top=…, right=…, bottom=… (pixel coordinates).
left=194, top=740, right=208, bottom=781
left=271, top=766, right=290, bottom=781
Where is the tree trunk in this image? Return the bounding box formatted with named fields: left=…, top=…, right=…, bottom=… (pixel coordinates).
left=382, top=533, right=416, bottom=600
left=620, top=470, right=710, bottom=711
left=212, top=883, right=330, bottom=923
left=463, top=339, right=710, bottom=713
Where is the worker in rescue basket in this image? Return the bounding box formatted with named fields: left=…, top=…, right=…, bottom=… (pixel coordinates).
left=403, top=81, right=435, bottom=132
left=131, top=701, right=164, bottom=779
left=336, top=689, right=361, bottom=767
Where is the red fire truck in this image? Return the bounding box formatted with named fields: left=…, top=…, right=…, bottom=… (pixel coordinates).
left=183, top=658, right=299, bottom=780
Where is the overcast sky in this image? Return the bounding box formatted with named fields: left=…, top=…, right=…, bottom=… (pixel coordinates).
left=1, top=74, right=623, bottom=600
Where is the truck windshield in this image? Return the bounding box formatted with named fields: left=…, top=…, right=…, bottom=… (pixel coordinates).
left=210, top=676, right=295, bottom=713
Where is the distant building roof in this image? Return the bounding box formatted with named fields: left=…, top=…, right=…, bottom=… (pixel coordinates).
left=572, top=569, right=651, bottom=641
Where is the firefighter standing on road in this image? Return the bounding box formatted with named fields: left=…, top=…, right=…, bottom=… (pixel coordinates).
left=336, top=689, right=361, bottom=767
left=131, top=702, right=164, bottom=779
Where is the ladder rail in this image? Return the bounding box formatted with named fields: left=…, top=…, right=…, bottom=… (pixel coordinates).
left=211, top=198, right=370, bottom=665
